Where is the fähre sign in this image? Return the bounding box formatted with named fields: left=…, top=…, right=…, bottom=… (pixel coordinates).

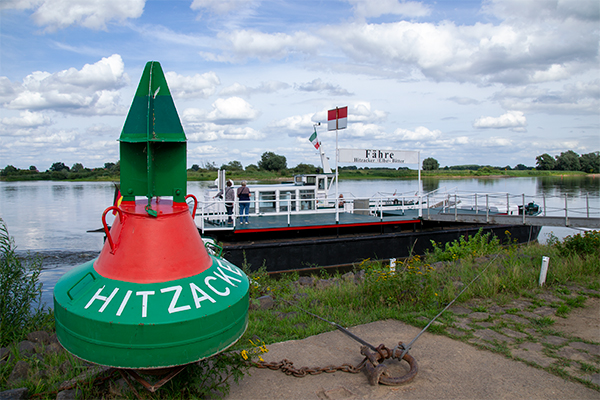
left=339, top=148, right=419, bottom=164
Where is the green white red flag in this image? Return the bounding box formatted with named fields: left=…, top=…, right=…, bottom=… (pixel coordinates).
left=309, top=129, right=320, bottom=149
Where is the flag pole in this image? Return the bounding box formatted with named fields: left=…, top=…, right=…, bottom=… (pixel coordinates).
left=335, top=107, right=339, bottom=223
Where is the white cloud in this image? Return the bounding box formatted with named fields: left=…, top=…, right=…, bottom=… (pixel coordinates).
left=349, top=0, right=431, bottom=19
left=268, top=113, right=318, bottom=135
left=220, top=30, right=324, bottom=60
left=205, top=97, right=260, bottom=124
left=10, top=0, right=146, bottom=31
left=220, top=81, right=290, bottom=96
left=165, top=71, right=220, bottom=99
left=296, top=79, right=353, bottom=96
left=473, top=110, right=527, bottom=129
left=1, top=110, right=52, bottom=128
left=531, top=64, right=570, bottom=83
left=394, top=126, right=442, bottom=141
left=4, top=55, right=128, bottom=115
left=185, top=122, right=264, bottom=142
left=494, top=80, right=600, bottom=115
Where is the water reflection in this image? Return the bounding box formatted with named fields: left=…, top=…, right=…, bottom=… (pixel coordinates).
left=537, top=176, right=599, bottom=196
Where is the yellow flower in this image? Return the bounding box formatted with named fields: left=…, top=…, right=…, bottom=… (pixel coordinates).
left=241, top=350, right=248, bottom=360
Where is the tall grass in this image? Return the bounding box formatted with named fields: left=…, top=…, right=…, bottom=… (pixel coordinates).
left=0, top=218, right=49, bottom=346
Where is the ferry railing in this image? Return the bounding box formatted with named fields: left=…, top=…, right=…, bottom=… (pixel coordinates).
left=423, top=190, right=600, bottom=229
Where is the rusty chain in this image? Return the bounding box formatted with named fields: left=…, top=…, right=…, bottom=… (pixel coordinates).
left=251, top=341, right=418, bottom=386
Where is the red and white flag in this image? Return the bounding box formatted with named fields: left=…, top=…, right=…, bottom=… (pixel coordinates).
left=327, top=106, right=348, bottom=131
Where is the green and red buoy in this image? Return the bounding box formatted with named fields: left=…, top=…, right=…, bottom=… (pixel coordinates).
left=53, top=62, right=249, bottom=369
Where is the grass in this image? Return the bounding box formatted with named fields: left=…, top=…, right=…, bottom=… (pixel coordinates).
left=2, top=228, right=599, bottom=398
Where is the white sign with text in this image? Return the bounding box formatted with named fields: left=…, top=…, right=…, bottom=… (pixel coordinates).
left=338, top=149, right=419, bottom=165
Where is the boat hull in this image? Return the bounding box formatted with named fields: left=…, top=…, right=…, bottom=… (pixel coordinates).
left=210, top=222, right=541, bottom=273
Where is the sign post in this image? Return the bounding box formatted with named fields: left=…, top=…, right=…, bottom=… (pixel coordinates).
left=328, top=106, right=348, bottom=223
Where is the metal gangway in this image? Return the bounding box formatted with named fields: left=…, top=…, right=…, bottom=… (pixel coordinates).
left=421, top=190, right=600, bottom=229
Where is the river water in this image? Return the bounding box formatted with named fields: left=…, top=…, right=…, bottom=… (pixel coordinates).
left=1, top=176, right=598, bottom=307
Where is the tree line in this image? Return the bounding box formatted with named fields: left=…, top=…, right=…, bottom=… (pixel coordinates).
left=2, top=150, right=598, bottom=180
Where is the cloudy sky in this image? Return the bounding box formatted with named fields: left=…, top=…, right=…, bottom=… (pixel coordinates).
left=1, top=0, right=598, bottom=171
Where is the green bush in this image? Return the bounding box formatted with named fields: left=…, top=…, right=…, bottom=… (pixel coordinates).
left=0, top=218, right=45, bottom=346
left=428, top=228, right=502, bottom=262
left=554, top=230, right=600, bottom=257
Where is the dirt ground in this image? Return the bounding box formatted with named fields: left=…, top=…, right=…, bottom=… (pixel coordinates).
left=226, top=289, right=600, bottom=400
left=553, top=297, right=599, bottom=342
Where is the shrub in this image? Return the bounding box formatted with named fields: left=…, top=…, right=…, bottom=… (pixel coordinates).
left=554, top=230, right=600, bottom=257
left=0, top=218, right=45, bottom=346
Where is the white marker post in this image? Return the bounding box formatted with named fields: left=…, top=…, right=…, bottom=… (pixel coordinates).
left=539, top=256, right=549, bottom=286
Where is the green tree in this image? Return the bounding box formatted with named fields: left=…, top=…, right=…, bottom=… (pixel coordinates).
left=535, top=153, right=556, bottom=170
left=220, top=160, right=244, bottom=171
left=72, top=163, right=85, bottom=172
left=555, top=150, right=580, bottom=171
left=258, top=152, right=287, bottom=171
left=579, top=151, right=599, bottom=173
left=422, top=157, right=439, bottom=171
left=245, top=164, right=259, bottom=172
left=292, top=163, right=317, bottom=174
left=1, top=165, right=18, bottom=176
left=514, top=164, right=529, bottom=170
left=29, top=165, right=37, bottom=172
left=190, top=164, right=200, bottom=171
left=49, top=162, right=69, bottom=172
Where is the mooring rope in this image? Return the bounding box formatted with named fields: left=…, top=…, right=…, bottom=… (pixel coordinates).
left=398, top=253, right=500, bottom=359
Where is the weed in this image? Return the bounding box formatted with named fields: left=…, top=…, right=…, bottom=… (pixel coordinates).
left=556, top=304, right=571, bottom=318
left=531, top=316, right=555, bottom=328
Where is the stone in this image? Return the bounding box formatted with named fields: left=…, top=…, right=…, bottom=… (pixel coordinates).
left=27, top=331, right=51, bottom=345
left=537, top=293, right=561, bottom=303
left=488, top=305, right=504, bottom=314
left=0, top=388, right=29, bottom=400
left=512, top=349, right=555, bottom=368
left=447, top=328, right=469, bottom=337
left=545, top=335, right=568, bottom=346
left=570, top=342, right=600, bottom=356
left=556, top=346, right=594, bottom=362
left=533, top=306, right=556, bottom=317
left=472, top=329, right=512, bottom=343
left=317, top=279, right=337, bottom=289
left=8, top=360, right=30, bottom=383
left=448, top=305, right=470, bottom=315
left=469, top=312, right=490, bottom=320
left=46, top=342, right=65, bottom=355
left=297, top=276, right=315, bottom=287
left=590, top=374, right=600, bottom=386
left=500, top=314, right=530, bottom=325
left=341, top=272, right=354, bottom=282
left=519, top=311, right=539, bottom=319
left=354, top=270, right=365, bottom=284
left=519, top=342, right=544, bottom=352
left=254, top=295, right=274, bottom=310
left=18, top=340, right=36, bottom=356
left=501, top=328, right=528, bottom=339
left=474, top=322, right=495, bottom=328
left=56, top=389, right=78, bottom=400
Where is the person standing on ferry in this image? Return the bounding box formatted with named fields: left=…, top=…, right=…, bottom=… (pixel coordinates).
left=237, top=181, right=251, bottom=224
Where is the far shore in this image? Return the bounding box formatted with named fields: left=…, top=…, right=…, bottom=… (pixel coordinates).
left=0, top=170, right=595, bottom=183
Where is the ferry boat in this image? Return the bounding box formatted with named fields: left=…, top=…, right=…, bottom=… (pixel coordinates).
left=195, top=169, right=542, bottom=273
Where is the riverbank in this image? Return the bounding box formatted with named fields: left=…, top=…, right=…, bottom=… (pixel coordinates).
left=1, top=169, right=592, bottom=182
left=1, top=230, right=598, bottom=398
